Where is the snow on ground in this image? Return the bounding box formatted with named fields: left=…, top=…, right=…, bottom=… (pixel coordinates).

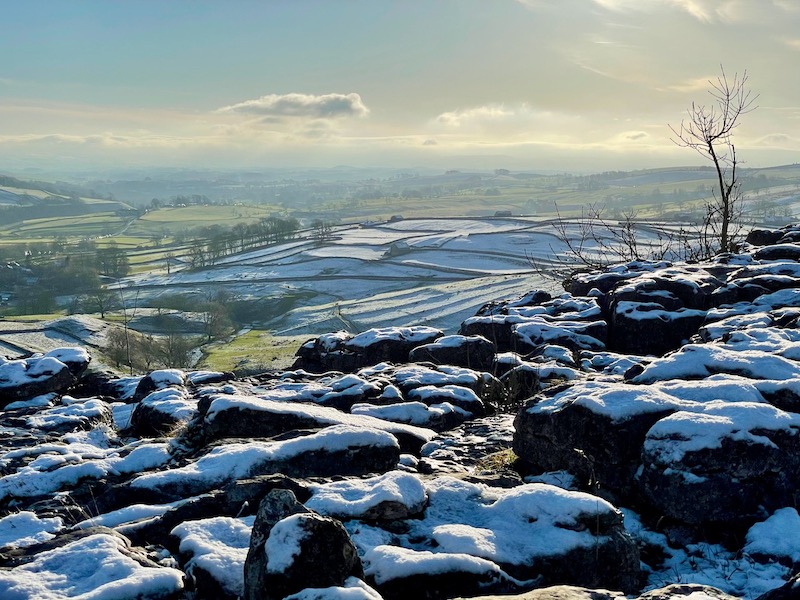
left=0, top=316, right=109, bottom=357
left=0, top=533, right=185, bottom=600
left=744, top=508, right=800, bottom=564
left=0, top=512, right=63, bottom=549
left=306, top=246, right=386, bottom=260
left=305, top=471, right=427, bottom=519
left=171, top=515, right=255, bottom=597
left=378, top=218, right=532, bottom=234
left=283, top=577, right=383, bottom=600
left=0, top=440, right=172, bottom=502
left=622, top=509, right=791, bottom=597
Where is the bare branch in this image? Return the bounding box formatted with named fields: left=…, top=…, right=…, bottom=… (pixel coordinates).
left=668, top=66, right=757, bottom=253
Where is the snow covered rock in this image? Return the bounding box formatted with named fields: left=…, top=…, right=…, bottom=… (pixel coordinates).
left=170, top=515, right=254, bottom=599
left=282, top=577, right=383, bottom=600
left=474, top=289, right=552, bottom=316
left=21, top=396, right=113, bottom=434
left=363, top=545, right=526, bottom=600
left=201, top=394, right=436, bottom=454
left=294, top=326, right=444, bottom=372
left=0, top=354, right=78, bottom=406
left=744, top=508, right=800, bottom=567
left=351, top=400, right=470, bottom=431
left=244, top=489, right=309, bottom=600
left=459, top=314, right=522, bottom=352
left=611, top=268, right=724, bottom=311
left=306, top=470, right=427, bottom=521
left=262, top=512, right=363, bottom=600
left=130, top=386, right=197, bottom=437
left=128, top=425, right=401, bottom=499
left=42, top=347, right=91, bottom=378
left=132, top=368, right=187, bottom=402
left=115, top=474, right=310, bottom=547
left=460, top=585, right=625, bottom=600
left=637, top=585, right=740, bottom=600
left=409, top=334, right=496, bottom=370
left=0, top=511, right=64, bottom=550
left=513, top=317, right=607, bottom=353
left=388, top=363, right=484, bottom=393
left=609, top=302, right=706, bottom=356
left=355, top=478, right=640, bottom=597
left=0, top=437, right=171, bottom=504
left=513, top=381, right=690, bottom=499
left=639, top=401, right=800, bottom=525
left=462, top=293, right=607, bottom=355
left=747, top=229, right=785, bottom=246
left=243, top=489, right=364, bottom=600
left=753, top=244, right=800, bottom=261
left=242, top=370, right=381, bottom=411
left=0, top=529, right=185, bottom=600
left=630, top=344, right=800, bottom=384
left=755, top=573, right=800, bottom=600
left=406, top=384, right=486, bottom=416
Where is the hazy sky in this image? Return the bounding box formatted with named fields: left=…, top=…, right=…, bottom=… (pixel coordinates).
left=2, top=0, right=799, bottom=174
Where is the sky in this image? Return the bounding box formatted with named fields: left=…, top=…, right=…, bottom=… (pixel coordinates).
left=2, top=0, right=800, bottom=175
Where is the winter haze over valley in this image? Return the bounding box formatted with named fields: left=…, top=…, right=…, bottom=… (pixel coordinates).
left=3, top=2, right=800, bottom=600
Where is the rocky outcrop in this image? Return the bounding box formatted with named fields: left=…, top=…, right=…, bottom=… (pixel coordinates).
left=609, top=302, right=706, bottom=356
left=243, top=489, right=364, bottom=600
left=294, top=326, right=443, bottom=372
left=639, top=402, right=800, bottom=525
left=409, top=334, right=496, bottom=370
left=130, top=386, right=197, bottom=437
left=201, top=395, right=436, bottom=454
left=0, top=354, right=78, bottom=407
left=513, top=381, right=682, bottom=501
left=262, top=512, right=363, bottom=600
left=244, top=489, right=309, bottom=600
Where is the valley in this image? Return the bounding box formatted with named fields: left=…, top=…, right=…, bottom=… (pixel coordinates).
left=1, top=164, right=800, bottom=374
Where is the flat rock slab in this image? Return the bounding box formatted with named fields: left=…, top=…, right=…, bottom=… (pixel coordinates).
left=639, top=401, right=800, bottom=524
left=129, top=425, right=401, bottom=499
left=202, top=394, right=436, bottom=454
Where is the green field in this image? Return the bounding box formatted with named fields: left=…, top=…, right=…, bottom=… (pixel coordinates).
left=196, top=330, right=310, bottom=374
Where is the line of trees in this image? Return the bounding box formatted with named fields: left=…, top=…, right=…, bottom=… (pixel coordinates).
left=186, top=216, right=299, bottom=269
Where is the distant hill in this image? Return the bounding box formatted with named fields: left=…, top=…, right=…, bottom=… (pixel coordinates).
left=0, top=174, right=133, bottom=225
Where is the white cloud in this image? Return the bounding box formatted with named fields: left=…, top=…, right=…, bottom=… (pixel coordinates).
left=436, top=105, right=515, bottom=127
left=217, top=92, right=369, bottom=120
left=754, top=133, right=800, bottom=148
left=590, top=0, right=791, bottom=23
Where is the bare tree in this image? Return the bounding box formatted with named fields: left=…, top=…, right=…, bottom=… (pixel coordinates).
left=527, top=203, right=683, bottom=287
left=670, top=66, right=758, bottom=254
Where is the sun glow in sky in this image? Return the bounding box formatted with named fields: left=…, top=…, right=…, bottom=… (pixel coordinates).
left=2, top=0, right=800, bottom=173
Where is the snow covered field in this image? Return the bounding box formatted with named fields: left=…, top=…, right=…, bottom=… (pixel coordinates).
left=116, top=217, right=596, bottom=335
